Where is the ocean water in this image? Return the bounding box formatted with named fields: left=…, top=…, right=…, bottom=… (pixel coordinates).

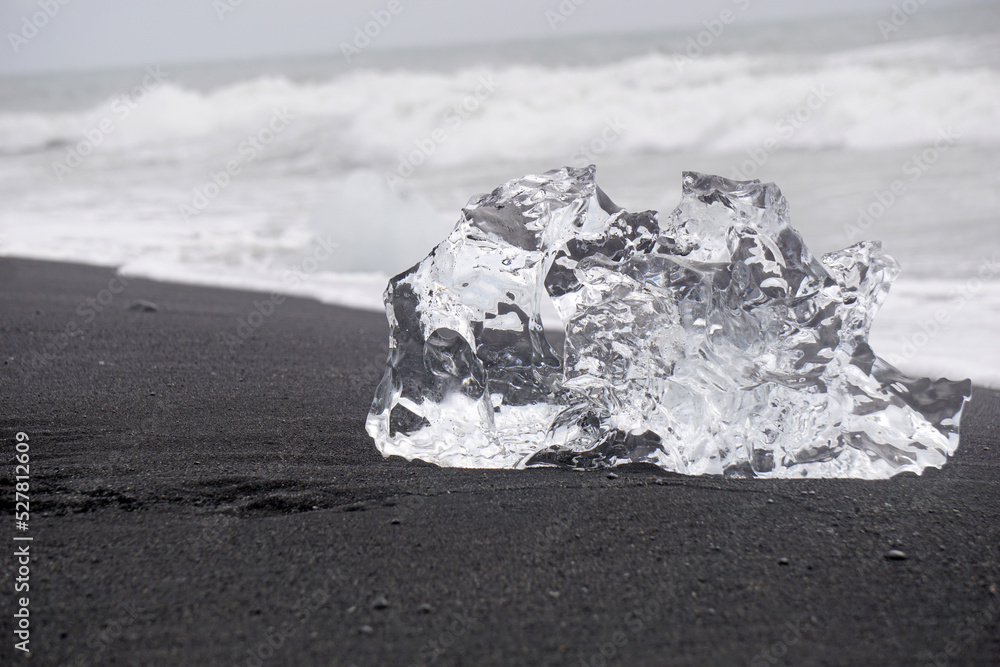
left=1, top=6, right=998, bottom=386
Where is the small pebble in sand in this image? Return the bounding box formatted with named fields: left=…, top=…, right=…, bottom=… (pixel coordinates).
left=128, top=300, right=159, bottom=312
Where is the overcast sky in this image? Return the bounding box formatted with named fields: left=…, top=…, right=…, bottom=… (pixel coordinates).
left=1, top=0, right=994, bottom=74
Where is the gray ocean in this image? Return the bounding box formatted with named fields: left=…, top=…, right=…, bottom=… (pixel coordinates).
left=1, top=4, right=998, bottom=385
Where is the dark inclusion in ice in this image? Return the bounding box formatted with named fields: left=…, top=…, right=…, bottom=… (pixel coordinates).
left=366, top=166, right=972, bottom=478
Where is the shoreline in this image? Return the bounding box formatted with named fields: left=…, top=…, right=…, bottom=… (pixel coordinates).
left=2, top=257, right=998, bottom=665
left=5, top=248, right=997, bottom=390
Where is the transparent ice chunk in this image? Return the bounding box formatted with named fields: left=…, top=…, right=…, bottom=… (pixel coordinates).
left=365, top=167, right=971, bottom=478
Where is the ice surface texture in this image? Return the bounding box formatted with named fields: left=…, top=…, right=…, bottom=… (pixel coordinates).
left=366, top=167, right=971, bottom=478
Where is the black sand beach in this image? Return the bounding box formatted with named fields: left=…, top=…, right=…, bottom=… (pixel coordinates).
left=1, top=257, right=998, bottom=666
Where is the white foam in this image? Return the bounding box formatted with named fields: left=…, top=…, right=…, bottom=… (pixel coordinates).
left=871, top=276, right=1000, bottom=389
left=3, top=39, right=1000, bottom=163
left=307, top=170, right=456, bottom=273
left=1, top=33, right=998, bottom=389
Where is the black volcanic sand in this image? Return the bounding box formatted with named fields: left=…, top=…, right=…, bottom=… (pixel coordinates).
left=1, top=257, right=998, bottom=666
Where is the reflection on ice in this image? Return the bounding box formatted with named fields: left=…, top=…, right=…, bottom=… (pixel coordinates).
left=366, top=166, right=971, bottom=478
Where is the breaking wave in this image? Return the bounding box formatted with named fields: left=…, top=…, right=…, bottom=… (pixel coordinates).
left=2, top=35, right=999, bottom=163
